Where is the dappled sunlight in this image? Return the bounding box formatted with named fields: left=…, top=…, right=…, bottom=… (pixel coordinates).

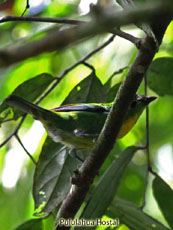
left=0, top=1, right=172, bottom=229
left=1, top=121, right=44, bottom=189
left=28, top=0, right=51, bottom=15
left=78, top=0, right=98, bottom=15
left=156, top=144, right=173, bottom=182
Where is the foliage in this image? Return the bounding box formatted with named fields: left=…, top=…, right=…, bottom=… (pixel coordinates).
left=0, top=1, right=173, bottom=230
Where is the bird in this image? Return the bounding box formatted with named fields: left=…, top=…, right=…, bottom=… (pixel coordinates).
left=5, top=94, right=156, bottom=151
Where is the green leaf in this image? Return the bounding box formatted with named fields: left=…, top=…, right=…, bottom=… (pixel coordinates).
left=153, top=175, right=173, bottom=229
left=0, top=73, right=54, bottom=123
left=147, top=57, right=173, bottom=96
left=15, top=219, right=43, bottom=230
left=109, top=197, right=170, bottom=230
left=62, top=71, right=107, bottom=104
left=103, top=66, right=129, bottom=102
left=78, top=146, right=137, bottom=229
left=106, top=82, right=121, bottom=102
left=116, top=162, right=147, bottom=206
left=33, top=137, right=78, bottom=216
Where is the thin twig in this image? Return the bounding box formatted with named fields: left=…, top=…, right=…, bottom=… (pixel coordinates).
left=111, top=28, right=141, bottom=48
left=15, top=133, right=37, bottom=165
left=36, top=35, right=115, bottom=104
left=21, top=0, right=30, bottom=16
left=0, top=15, right=85, bottom=25
left=0, top=115, right=26, bottom=148
left=109, top=65, right=130, bottom=79
left=0, top=2, right=170, bottom=68
left=141, top=74, right=151, bottom=210
left=0, top=15, right=142, bottom=49
left=0, top=16, right=140, bottom=48
left=141, top=76, right=158, bottom=180
left=82, top=62, right=96, bottom=72
left=144, top=74, right=152, bottom=170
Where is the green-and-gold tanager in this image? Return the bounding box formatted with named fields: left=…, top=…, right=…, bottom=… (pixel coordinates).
left=5, top=94, right=156, bottom=150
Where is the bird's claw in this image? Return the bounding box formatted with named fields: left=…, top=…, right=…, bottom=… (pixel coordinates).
left=69, top=148, right=84, bottom=163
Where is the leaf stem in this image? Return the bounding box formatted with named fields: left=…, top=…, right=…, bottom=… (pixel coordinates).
left=21, top=0, right=30, bottom=16
left=0, top=115, right=26, bottom=148
left=15, top=133, right=37, bottom=165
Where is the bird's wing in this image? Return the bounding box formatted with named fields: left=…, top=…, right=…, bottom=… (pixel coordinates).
left=51, top=103, right=112, bottom=113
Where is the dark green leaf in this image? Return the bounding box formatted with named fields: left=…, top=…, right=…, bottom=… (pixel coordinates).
left=0, top=73, right=54, bottom=123
left=106, top=82, right=121, bottom=102
left=33, top=136, right=78, bottom=216
left=116, top=162, right=147, bottom=206
left=103, top=71, right=122, bottom=102
left=62, top=71, right=107, bottom=104
left=15, top=219, right=43, bottom=230
left=12, top=73, right=54, bottom=100
left=78, top=146, right=137, bottom=229
left=109, top=197, right=170, bottom=230
left=103, top=66, right=129, bottom=102
left=147, top=58, right=173, bottom=96
left=153, top=175, right=173, bottom=229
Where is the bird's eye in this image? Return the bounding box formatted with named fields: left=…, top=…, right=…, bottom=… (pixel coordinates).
left=130, top=101, right=137, bottom=108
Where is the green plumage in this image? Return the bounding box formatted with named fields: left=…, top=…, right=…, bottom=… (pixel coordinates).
left=5, top=94, right=156, bottom=150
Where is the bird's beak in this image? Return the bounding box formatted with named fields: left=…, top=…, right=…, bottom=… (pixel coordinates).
left=145, top=96, right=157, bottom=105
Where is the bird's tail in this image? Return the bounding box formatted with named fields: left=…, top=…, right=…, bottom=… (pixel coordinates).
left=5, top=95, right=53, bottom=121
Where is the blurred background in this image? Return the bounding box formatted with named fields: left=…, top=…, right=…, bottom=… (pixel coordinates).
left=0, top=0, right=172, bottom=229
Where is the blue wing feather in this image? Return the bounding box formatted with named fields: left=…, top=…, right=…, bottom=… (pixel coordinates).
left=51, top=103, right=112, bottom=113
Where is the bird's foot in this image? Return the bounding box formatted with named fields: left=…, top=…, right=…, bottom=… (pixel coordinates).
left=69, top=148, right=84, bottom=163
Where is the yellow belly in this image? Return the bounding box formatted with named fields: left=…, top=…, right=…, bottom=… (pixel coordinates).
left=118, top=114, right=140, bottom=138
left=46, top=113, right=141, bottom=150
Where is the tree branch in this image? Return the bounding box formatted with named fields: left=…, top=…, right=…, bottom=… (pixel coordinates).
left=56, top=13, right=172, bottom=230
left=0, top=16, right=141, bottom=47
left=0, top=115, right=26, bottom=148
left=0, top=15, right=84, bottom=25
left=0, top=1, right=172, bottom=67
left=109, top=65, right=130, bottom=78
left=111, top=28, right=141, bottom=48
left=56, top=35, right=157, bottom=229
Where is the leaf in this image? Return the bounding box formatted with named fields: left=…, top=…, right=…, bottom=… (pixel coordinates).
left=78, top=146, right=137, bottom=228
left=62, top=71, right=107, bottom=104
left=15, top=219, right=43, bottom=230
left=103, top=66, right=128, bottom=102
left=153, top=175, right=173, bottom=229
left=0, top=73, right=54, bottom=123
left=147, top=57, right=173, bottom=96
left=108, top=197, right=170, bottom=230
left=106, top=82, right=121, bottom=102
left=33, top=136, right=79, bottom=216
